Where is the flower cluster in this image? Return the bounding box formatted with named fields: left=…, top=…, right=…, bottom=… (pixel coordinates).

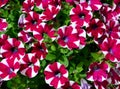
left=0, top=0, right=120, bottom=89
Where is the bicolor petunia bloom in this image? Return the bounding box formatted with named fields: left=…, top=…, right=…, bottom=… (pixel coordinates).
left=88, top=0, right=102, bottom=11
left=1, top=38, right=25, bottom=60
left=0, top=18, right=8, bottom=32
left=99, top=37, right=120, bottom=62
left=86, top=18, right=106, bottom=39
left=75, top=25, right=86, bottom=49
left=65, top=0, right=81, bottom=5
left=57, top=25, right=79, bottom=50
left=18, top=30, right=34, bottom=43
left=94, top=80, right=109, bottom=89
left=35, top=0, right=50, bottom=10
left=87, top=61, right=110, bottom=82
left=18, top=14, right=25, bottom=28
left=24, top=11, right=42, bottom=32
left=70, top=2, right=92, bottom=27
left=0, top=58, right=20, bottom=81
left=20, top=53, right=40, bottom=78
left=105, top=20, right=120, bottom=39
left=32, top=42, right=48, bottom=60
left=22, top=0, right=34, bottom=13
left=0, top=34, right=9, bottom=58
left=107, top=68, right=120, bottom=85
left=33, top=23, right=56, bottom=42
left=35, top=0, right=61, bottom=9
left=59, top=80, right=81, bottom=89
left=40, top=5, right=61, bottom=21
left=80, top=78, right=91, bottom=89
left=0, top=0, right=8, bottom=8
left=100, top=4, right=113, bottom=22
left=44, top=62, right=68, bottom=88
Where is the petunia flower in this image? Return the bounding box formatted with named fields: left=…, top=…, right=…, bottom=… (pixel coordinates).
left=86, top=18, right=106, bottom=39
left=57, top=25, right=79, bottom=50
left=88, top=0, right=102, bottom=11
left=107, top=68, right=120, bottom=85
left=105, top=19, right=120, bottom=39
left=99, top=37, right=120, bottom=62
left=0, top=0, right=8, bottom=8
left=35, top=0, right=61, bottom=10
left=80, top=78, right=91, bottom=89
left=18, top=30, right=34, bottom=43
left=20, top=53, right=40, bottom=78
left=70, top=2, right=92, bottom=27
left=22, top=0, right=34, bottom=13
left=18, top=14, right=25, bottom=28
left=0, top=58, right=20, bottom=81
left=44, top=62, right=68, bottom=88
left=33, top=23, right=56, bottom=42
left=0, top=18, right=8, bottom=32
left=59, top=80, right=81, bottom=89
left=40, top=5, right=61, bottom=21
left=0, top=34, right=9, bottom=58
left=32, top=42, right=48, bottom=60
left=24, top=11, right=42, bottom=32
left=1, top=38, right=25, bottom=60
left=87, top=61, right=110, bottom=82
left=94, top=80, right=109, bottom=89
left=75, top=25, right=86, bottom=49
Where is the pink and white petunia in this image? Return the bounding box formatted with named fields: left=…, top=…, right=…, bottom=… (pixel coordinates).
left=107, top=68, right=120, bottom=85
left=0, top=58, right=20, bottom=81
left=22, top=0, right=34, bottom=13
left=0, top=34, right=9, bottom=58
left=35, top=0, right=61, bottom=10
left=24, top=11, right=42, bottom=32
left=99, top=37, right=120, bottom=62
left=87, top=61, right=110, bottom=82
left=18, top=30, right=34, bottom=43
left=0, top=18, right=8, bottom=32
left=105, top=19, right=120, bottom=39
left=60, top=80, right=81, bottom=89
left=33, top=23, right=56, bottom=42
left=40, top=5, right=61, bottom=21
left=1, top=38, right=25, bottom=60
left=57, top=25, right=79, bottom=50
left=94, top=80, right=109, bottom=89
left=86, top=18, right=106, bottom=39
left=70, top=2, right=92, bottom=27
left=32, top=42, right=48, bottom=60
left=20, top=53, right=40, bottom=78
left=75, top=25, right=86, bottom=49
left=88, top=0, right=102, bottom=11
left=44, top=62, right=68, bottom=88
left=0, top=0, right=8, bottom=8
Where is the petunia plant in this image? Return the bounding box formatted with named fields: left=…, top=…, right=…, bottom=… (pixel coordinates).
left=0, top=0, right=120, bottom=89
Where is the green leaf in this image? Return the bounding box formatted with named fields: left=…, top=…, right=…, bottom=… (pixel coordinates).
left=46, top=53, right=56, bottom=61
left=91, top=52, right=104, bottom=62
left=51, top=45, right=56, bottom=51
left=58, top=55, right=69, bottom=67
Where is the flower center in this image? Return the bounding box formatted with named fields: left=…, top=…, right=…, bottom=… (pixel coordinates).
left=91, top=24, right=98, bottom=29
left=11, top=47, right=18, bottom=53
left=39, top=46, right=44, bottom=51
left=93, top=65, right=99, bottom=71
left=79, top=13, right=85, bottom=19
left=67, top=87, right=73, bottom=89
left=55, top=71, right=61, bottom=78
left=28, top=62, right=33, bottom=66
left=31, top=20, right=37, bottom=25
left=63, top=36, right=68, bottom=43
